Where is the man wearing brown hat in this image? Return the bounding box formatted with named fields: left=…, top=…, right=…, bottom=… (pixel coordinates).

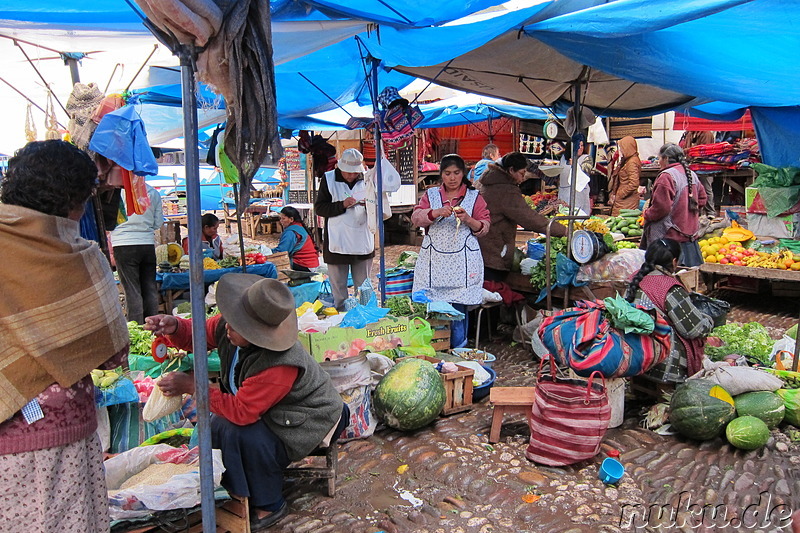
left=145, top=274, right=347, bottom=530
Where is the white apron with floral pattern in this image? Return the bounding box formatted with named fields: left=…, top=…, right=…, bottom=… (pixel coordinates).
left=412, top=187, right=483, bottom=305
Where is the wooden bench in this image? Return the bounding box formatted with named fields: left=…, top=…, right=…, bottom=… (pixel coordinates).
left=488, top=386, right=536, bottom=444
left=284, top=442, right=338, bottom=497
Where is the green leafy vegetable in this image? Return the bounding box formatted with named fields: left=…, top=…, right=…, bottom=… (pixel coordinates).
left=705, top=322, right=774, bottom=366
left=386, top=296, right=427, bottom=317
left=529, top=237, right=568, bottom=290
left=128, top=321, right=155, bottom=356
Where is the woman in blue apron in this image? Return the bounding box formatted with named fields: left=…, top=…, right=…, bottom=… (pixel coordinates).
left=411, top=154, right=491, bottom=348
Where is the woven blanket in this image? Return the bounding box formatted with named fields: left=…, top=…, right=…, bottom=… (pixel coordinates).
left=0, top=205, right=129, bottom=422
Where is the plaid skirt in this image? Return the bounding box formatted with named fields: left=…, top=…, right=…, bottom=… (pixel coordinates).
left=0, top=435, right=109, bottom=532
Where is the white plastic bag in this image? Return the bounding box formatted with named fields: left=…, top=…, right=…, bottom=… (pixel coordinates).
left=105, top=444, right=225, bottom=521
left=771, top=335, right=796, bottom=362
left=142, top=378, right=183, bottom=422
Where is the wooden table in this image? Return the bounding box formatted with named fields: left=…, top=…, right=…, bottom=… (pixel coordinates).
left=700, top=262, right=800, bottom=293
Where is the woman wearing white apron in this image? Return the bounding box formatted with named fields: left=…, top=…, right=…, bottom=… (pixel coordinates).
left=411, top=154, right=490, bottom=348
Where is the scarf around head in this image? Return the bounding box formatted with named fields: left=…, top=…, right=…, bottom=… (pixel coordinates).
left=0, top=204, right=129, bottom=422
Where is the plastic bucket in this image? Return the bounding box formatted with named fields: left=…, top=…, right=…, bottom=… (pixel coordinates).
left=607, top=378, right=626, bottom=428
left=599, top=457, right=625, bottom=484
left=452, top=348, right=496, bottom=369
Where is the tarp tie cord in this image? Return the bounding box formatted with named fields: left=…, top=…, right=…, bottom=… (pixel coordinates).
left=408, top=59, right=454, bottom=107
left=519, top=78, right=565, bottom=129
left=125, top=44, right=159, bottom=92
left=595, top=81, right=636, bottom=118
left=13, top=40, right=69, bottom=116
left=297, top=72, right=355, bottom=118
left=375, top=0, right=414, bottom=25
left=0, top=75, right=67, bottom=130
left=104, top=63, right=122, bottom=94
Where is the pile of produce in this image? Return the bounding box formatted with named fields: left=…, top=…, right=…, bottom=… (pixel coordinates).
left=701, top=236, right=800, bottom=269
left=218, top=256, right=240, bottom=268
left=668, top=380, right=780, bottom=450
left=242, top=252, right=268, bottom=265
left=555, top=217, right=609, bottom=234
left=91, top=368, right=124, bottom=389
left=203, top=257, right=221, bottom=270
left=128, top=321, right=156, bottom=356
left=528, top=237, right=568, bottom=290
left=705, top=322, right=774, bottom=366
left=616, top=241, right=639, bottom=250
left=386, top=296, right=427, bottom=317
left=604, top=209, right=643, bottom=237
left=523, top=192, right=563, bottom=214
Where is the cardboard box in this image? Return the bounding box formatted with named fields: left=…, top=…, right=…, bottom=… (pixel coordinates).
left=299, top=315, right=412, bottom=362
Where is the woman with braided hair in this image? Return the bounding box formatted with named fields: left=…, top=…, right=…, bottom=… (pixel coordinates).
left=625, top=238, right=713, bottom=380
left=641, top=143, right=706, bottom=266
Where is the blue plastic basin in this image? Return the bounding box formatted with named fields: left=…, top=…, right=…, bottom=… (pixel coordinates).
left=472, top=366, right=496, bottom=401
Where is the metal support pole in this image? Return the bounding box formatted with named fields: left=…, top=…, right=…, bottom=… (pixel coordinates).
left=370, top=59, right=387, bottom=305
left=65, top=57, right=80, bottom=85
left=180, top=51, right=216, bottom=533
left=232, top=183, right=248, bottom=273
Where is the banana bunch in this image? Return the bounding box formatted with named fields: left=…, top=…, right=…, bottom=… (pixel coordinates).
left=91, top=369, right=122, bottom=389
left=743, top=250, right=794, bottom=269
left=554, top=217, right=609, bottom=234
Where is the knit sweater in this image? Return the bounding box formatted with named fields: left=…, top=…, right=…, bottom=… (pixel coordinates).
left=0, top=347, right=128, bottom=455
left=644, top=163, right=707, bottom=243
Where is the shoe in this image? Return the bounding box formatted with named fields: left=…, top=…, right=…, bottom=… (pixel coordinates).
left=250, top=501, right=288, bottom=531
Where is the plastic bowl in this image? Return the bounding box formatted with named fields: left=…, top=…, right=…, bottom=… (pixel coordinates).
left=452, top=348, right=496, bottom=369
left=598, top=457, right=625, bottom=484
left=472, top=366, right=496, bottom=401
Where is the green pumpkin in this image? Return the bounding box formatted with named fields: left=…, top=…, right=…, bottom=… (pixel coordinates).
left=373, top=358, right=446, bottom=431
left=669, top=379, right=736, bottom=441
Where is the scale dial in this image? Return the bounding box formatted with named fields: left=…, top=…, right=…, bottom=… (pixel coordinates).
left=571, top=230, right=595, bottom=264
left=543, top=120, right=559, bottom=140
left=152, top=337, right=169, bottom=363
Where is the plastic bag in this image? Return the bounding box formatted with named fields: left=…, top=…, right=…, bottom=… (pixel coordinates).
left=690, top=360, right=783, bottom=396
left=688, top=293, right=730, bottom=328
left=536, top=253, right=587, bottom=303
left=577, top=249, right=646, bottom=283
left=320, top=355, right=377, bottom=440
left=396, top=345, right=436, bottom=358
left=771, top=335, right=796, bottom=362
left=105, top=443, right=225, bottom=521
left=603, top=294, right=654, bottom=335
left=142, top=378, right=183, bottom=422
left=340, top=304, right=390, bottom=329
left=426, top=301, right=465, bottom=321
left=409, top=317, right=434, bottom=346
left=357, top=278, right=377, bottom=306
left=95, top=377, right=140, bottom=407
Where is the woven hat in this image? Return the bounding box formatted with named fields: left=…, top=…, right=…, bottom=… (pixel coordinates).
left=66, top=82, right=105, bottom=150
left=337, top=148, right=366, bottom=173
left=378, top=86, right=408, bottom=109
left=216, top=274, right=298, bottom=351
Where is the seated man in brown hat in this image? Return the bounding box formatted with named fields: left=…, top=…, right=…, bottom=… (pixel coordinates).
left=145, top=275, right=347, bottom=530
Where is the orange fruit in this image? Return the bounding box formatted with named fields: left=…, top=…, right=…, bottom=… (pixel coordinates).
left=705, top=255, right=717, bottom=263
left=791, top=262, right=800, bottom=271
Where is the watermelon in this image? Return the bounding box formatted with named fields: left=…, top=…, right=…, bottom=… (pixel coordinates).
left=669, top=380, right=736, bottom=440
left=776, top=389, right=800, bottom=427
left=373, top=358, right=446, bottom=431
left=726, top=416, right=771, bottom=450
left=733, top=391, right=785, bottom=428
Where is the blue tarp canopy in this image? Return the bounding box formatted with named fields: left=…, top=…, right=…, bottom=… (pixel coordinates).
left=148, top=167, right=278, bottom=211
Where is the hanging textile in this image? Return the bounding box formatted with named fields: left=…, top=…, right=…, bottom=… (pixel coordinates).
left=66, top=83, right=105, bottom=151
left=44, top=92, right=61, bottom=140
left=24, top=103, right=37, bottom=142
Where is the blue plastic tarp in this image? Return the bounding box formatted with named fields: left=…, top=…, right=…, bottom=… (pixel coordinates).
left=751, top=106, right=800, bottom=168
left=157, top=262, right=277, bottom=291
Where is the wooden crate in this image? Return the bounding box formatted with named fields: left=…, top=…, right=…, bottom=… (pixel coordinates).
left=398, top=355, right=474, bottom=415
left=268, top=251, right=291, bottom=281
left=428, top=318, right=451, bottom=352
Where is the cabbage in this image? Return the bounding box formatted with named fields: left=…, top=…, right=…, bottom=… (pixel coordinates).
left=704, top=322, right=773, bottom=366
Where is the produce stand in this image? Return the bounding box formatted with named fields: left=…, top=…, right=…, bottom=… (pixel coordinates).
left=156, top=262, right=277, bottom=312
left=699, top=262, right=800, bottom=292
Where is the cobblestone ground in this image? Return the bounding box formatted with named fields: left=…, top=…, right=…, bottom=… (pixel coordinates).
left=240, top=232, right=800, bottom=532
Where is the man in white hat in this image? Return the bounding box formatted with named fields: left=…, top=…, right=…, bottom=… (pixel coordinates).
left=314, top=148, right=374, bottom=309
left=145, top=275, right=347, bottom=530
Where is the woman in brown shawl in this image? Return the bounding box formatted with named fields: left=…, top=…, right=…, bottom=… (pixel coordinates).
left=608, top=136, right=642, bottom=215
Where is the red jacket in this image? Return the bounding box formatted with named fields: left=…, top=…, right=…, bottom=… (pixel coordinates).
left=644, top=163, right=707, bottom=243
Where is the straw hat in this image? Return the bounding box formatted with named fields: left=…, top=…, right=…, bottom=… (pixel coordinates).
left=216, top=274, right=298, bottom=351
left=337, top=148, right=366, bottom=173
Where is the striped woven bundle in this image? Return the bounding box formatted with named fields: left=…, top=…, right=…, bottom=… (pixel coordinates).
left=538, top=300, right=672, bottom=378
left=525, top=357, right=611, bottom=466
left=380, top=269, right=414, bottom=297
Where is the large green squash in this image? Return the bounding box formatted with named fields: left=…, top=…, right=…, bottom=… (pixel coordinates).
left=669, top=379, right=736, bottom=440
left=733, top=391, right=785, bottom=428
left=726, top=416, right=771, bottom=450
left=373, top=358, right=446, bottom=431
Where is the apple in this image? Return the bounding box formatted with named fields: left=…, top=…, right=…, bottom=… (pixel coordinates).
left=734, top=260, right=743, bottom=266
left=719, top=257, right=729, bottom=264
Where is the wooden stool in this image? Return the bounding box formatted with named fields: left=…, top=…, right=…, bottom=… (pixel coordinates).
left=488, top=386, right=536, bottom=443
left=284, top=442, right=338, bottom=497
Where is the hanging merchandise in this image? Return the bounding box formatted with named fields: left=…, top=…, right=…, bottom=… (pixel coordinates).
left=378, top=86, right=424, bottom=150
left=44, top=91, right=60, bottom=140
left=65, top=83, right=105, bottom=150
left=217, top=136, right=240, bottom=184
left=24, top=103, right=37, bottom=142
left=89, top=105, right=159, bottom=176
